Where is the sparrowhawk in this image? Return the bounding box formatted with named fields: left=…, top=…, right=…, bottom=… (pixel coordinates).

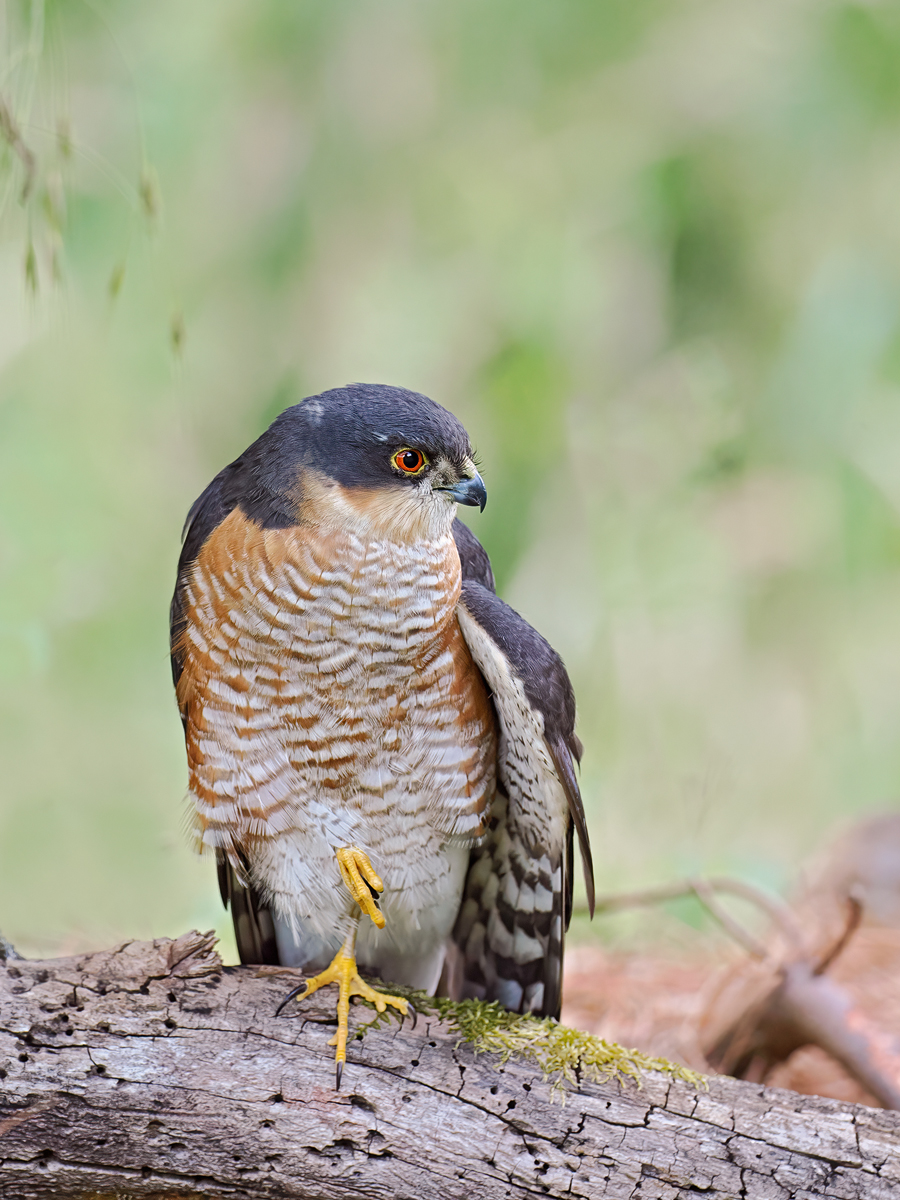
left=170, top=383, right=594, bottom=1083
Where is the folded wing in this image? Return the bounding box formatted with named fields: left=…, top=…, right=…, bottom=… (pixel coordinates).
left=449, top=521, right=594, bottom=1018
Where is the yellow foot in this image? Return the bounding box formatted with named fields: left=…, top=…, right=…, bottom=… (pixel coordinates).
left=279, top=950, right=409, bottom=1087
left=336, top=845, right=385, bottom=929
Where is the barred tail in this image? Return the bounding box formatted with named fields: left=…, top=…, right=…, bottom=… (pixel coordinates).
left=449, top=791, right=569, bottom=1019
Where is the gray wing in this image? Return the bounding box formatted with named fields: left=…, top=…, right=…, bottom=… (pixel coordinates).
left=449, top=522, right=594, bottom=1019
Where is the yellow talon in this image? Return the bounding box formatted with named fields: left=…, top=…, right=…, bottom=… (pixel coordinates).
left=277, top=847, right=406, bottom=1086
left=289, top=948, right=409, bottom=1084
left=336, top=845, right=386, bottom=929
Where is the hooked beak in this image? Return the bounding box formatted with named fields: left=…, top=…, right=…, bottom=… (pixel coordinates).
left=436, top=470, right=487, bottom=512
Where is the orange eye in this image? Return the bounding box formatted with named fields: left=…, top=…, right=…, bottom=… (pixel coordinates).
left=392, top=448, right=427, bottom=475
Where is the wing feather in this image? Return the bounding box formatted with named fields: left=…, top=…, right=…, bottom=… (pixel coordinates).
left=449, top=525, right=594, bottom=1018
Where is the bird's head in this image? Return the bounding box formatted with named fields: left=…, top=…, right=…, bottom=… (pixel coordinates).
left=243, top=383, right=486, bottom=543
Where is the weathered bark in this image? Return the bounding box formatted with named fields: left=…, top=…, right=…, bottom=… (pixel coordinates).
left=1, top=933, right=899, bottom=1199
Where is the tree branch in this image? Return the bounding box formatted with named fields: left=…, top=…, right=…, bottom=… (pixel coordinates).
left=2, top=933, right=899, bottom=1198
left=588, top=875, right=805, bottom=954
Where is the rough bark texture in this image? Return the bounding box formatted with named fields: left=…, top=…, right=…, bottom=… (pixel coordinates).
left=1, top=933, right=899, bottom=1199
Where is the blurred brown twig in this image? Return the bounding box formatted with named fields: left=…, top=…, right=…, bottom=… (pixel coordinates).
left=0, top=97, right=36, bottom=202
left=576, top=875, right=900, bottom=1110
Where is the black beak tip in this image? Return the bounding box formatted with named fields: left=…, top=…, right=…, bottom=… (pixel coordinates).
left=472, top=475, right=487, bottom=513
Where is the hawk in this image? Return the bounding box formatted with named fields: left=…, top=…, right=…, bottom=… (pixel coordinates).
left=170, top=383, right=594, bottom=1083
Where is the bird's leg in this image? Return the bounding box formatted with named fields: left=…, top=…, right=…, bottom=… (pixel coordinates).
left=278, top=845, right=409, bottom=1087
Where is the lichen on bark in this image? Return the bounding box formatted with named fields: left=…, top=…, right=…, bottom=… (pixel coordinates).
left=354, top=983, right=705, bottom=1096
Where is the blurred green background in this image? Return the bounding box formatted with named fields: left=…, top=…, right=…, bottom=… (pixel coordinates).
left=3, top=0, right=900, bottom=958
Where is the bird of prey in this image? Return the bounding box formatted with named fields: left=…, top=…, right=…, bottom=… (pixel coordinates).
left=170, top=383, right=594, bottom=1083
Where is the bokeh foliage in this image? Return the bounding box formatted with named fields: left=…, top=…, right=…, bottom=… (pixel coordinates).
left=3, top=0, right=900, bottom=955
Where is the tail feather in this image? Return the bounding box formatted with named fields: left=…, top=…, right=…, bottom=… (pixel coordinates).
left=216, top=850, right=281, bottom=965
left=451, top=791, right=567, bottom=1018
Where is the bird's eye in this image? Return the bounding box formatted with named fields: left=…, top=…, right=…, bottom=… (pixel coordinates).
left=391, top=448, right=427, bottom=476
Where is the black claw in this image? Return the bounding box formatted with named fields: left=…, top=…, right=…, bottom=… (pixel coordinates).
left=275, top=982, right=308, bottom=1017
left=336, top=1061, right=343, bottom=1090
left=409, top=1003, right=418, bottom=1030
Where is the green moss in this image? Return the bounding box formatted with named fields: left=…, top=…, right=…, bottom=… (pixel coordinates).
left=355, top=983, right=705, bottom=1097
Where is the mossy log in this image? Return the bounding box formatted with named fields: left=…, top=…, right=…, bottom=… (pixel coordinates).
left=2, top=933, right=899, bottom=1199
